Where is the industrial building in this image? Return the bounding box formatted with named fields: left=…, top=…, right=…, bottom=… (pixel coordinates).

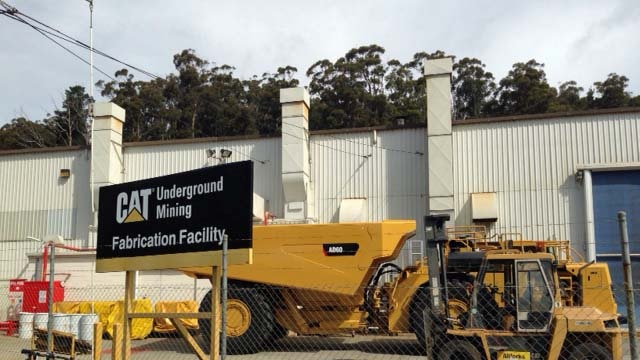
left=1, top=58, right=639, bottom=319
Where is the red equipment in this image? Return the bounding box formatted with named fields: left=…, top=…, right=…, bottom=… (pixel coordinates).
left=21, top=281, right=64, bottom=313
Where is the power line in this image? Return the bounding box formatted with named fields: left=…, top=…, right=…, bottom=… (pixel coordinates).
left=16, top=10, right=160, bottom=79
left=1, top=1, right=160, bottom=80
left=229, top=148, right=269, bottom=165
left=282, top=130, right=370, bottom=159
left=2, top=11, right=116, bottom=81
left=0, top=0, right=16, bottom=14
left=287, top=122, right=424, bottom=156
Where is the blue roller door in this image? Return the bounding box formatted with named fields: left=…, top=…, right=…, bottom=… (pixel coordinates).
left=592, top=170, right=640, bottom=322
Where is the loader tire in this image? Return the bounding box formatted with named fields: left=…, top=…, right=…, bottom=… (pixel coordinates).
left=199, top=284, right=275, bottom=354
left=570, top=343, right=611, bottom=360
left=409, top=279, right=471, bottom=342
left=409, top=283, right=430, bottom=343
left=436, top=339, right=481, bottom=360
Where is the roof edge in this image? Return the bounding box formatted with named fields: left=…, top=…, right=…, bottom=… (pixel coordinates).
left=310, top=124, right=424, bottom=136
left=123, top=133, right=279, bottom=148
left=0, top=145, right=85, bottom=157
left=452, top=107, right=640, bottom=126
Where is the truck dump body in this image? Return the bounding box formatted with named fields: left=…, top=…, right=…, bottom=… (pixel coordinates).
left=180, top=220, right=416, bottom=296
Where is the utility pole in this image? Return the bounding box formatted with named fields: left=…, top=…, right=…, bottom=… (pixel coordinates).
left=87, top=0, right=94, bottom=101
left=86, top=0, right=95, bottom=213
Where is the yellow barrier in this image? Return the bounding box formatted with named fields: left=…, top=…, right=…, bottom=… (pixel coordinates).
left=53, top=301, right=90, bottom=314
left=153, top=300, right=199, bottom=332
left=53, top=299, right=153, bottom=339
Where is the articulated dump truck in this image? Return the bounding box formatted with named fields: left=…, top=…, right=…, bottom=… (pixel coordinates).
left=179, top=220, right=622, bottom=359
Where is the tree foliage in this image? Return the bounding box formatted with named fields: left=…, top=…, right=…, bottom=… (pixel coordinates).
left=494, top=60, right=557, bottom=115
left=452, top=57, right=496, bottom=119
left=46, top=85, right=91, bottom=147
left=551, top=81, right=586, bottom=112
left=590, top=73, right=632, bottom=109
left=307, top=44, right=391, bottom=129
left=0, top=117, right=56, bottom=150
left=1, top=47, right=638, bottom=150
left=0, top=85, right=90, bottom=150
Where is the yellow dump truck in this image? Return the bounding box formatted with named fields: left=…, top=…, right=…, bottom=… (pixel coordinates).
left=179, top=219, right=621, bottom=359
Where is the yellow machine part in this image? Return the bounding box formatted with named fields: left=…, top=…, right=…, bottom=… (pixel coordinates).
left=387, top=269, right=427, bottom=333
left=564, top=262, right=617, bottom=315
left=276, top=288, right=366, bottom=335
left=497, top=350, right=530, bottom=360
left=181, top=220, right=416, bottom=296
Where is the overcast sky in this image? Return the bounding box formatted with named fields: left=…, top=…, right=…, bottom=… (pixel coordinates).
left=1, top=0, right=638, bottom=125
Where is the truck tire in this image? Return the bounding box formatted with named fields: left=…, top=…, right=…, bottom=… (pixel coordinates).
left=198, top=284, right=275, bottom=354
left=270, top=322, right=288, bottom=341
left=409, top=279, right=471, bottom=342
left=570, top=343, right=611, bottom=360
left=437, top=339, right=481, bottom=360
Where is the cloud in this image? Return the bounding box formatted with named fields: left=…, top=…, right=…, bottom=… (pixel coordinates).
left=0, top=0, right=637, bottom=125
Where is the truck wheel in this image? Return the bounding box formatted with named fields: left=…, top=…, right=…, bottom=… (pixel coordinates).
left=570, top=343, right=611, bottom=360
left=437, top=340, right=481, bottom=360
left=199, top=284, right=275, bottom=354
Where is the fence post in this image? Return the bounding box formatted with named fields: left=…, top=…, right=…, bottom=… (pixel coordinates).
left=221, top=234, right=228, bottom=360
left=618, top=211, right=638, bottom=360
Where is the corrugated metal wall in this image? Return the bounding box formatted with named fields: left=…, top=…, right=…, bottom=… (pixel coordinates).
left=123, top=137, right=284, bottom=217
left=1, top=110, right=639, bottom=309
left=310, top=128, right=427, bottom=224
left=0, top=150, right=91, bottom=280
left=452, top=112, right=640, bottom=253
left=0, top=149, right=91, bottom=316
left=122, top=129, right=429, bottom=226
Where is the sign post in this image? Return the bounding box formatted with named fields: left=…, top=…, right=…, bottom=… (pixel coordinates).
left=97, top=161, right=254, bottom=360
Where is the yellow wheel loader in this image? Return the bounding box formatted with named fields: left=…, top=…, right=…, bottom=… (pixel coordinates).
left=420, top=214, right=621, bottom=360
left=180, top=218, right=621, bottom=358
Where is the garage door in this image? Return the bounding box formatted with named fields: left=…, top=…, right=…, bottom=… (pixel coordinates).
left=592, top=170, right=640, bottom=323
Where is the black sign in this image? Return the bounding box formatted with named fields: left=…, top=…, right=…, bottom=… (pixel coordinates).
left=322, top=243, right=360, bottom=256
left=97, top=161, right=253, bottom=260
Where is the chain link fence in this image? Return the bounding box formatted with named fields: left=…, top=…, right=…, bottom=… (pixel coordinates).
left=0, top=275, right=638, bottom=359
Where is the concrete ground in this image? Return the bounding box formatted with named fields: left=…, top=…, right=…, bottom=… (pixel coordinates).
left=0, top=333, right=424, bottom=360
left=1, top=333, right=636, bottom=359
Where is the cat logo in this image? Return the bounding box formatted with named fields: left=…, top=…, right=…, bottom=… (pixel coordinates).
left=116, top=189, right=152, bottom=224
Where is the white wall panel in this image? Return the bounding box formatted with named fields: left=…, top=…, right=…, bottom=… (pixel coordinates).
left=452, top=112, right=640, bottom=255
left=310, top=128, right=427, bottom=225
left=123, top=138, right=284, bottom=217
left=0, top=149, right=91, bottom=284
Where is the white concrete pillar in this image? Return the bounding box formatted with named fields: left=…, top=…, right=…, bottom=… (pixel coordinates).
left=91, top=102, right=125, bottom=212
left=425, top=57, right=454, bottom=218
left=280, top=88, right=313, bottom=220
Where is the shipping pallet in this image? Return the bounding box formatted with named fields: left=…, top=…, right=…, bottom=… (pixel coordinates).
left=21, top=328, right=79, bottom=360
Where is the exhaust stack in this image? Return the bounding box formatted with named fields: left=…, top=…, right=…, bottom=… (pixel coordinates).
left=280, top=88, right=314, bottom=221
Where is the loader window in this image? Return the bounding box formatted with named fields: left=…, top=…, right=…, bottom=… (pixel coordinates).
left=516, top=261, right=553, bottom=331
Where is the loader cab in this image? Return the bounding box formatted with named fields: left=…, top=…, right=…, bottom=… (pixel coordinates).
left=470, top=255, right=556, bottom=332
left=513, top=259, right=555, bottom=331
